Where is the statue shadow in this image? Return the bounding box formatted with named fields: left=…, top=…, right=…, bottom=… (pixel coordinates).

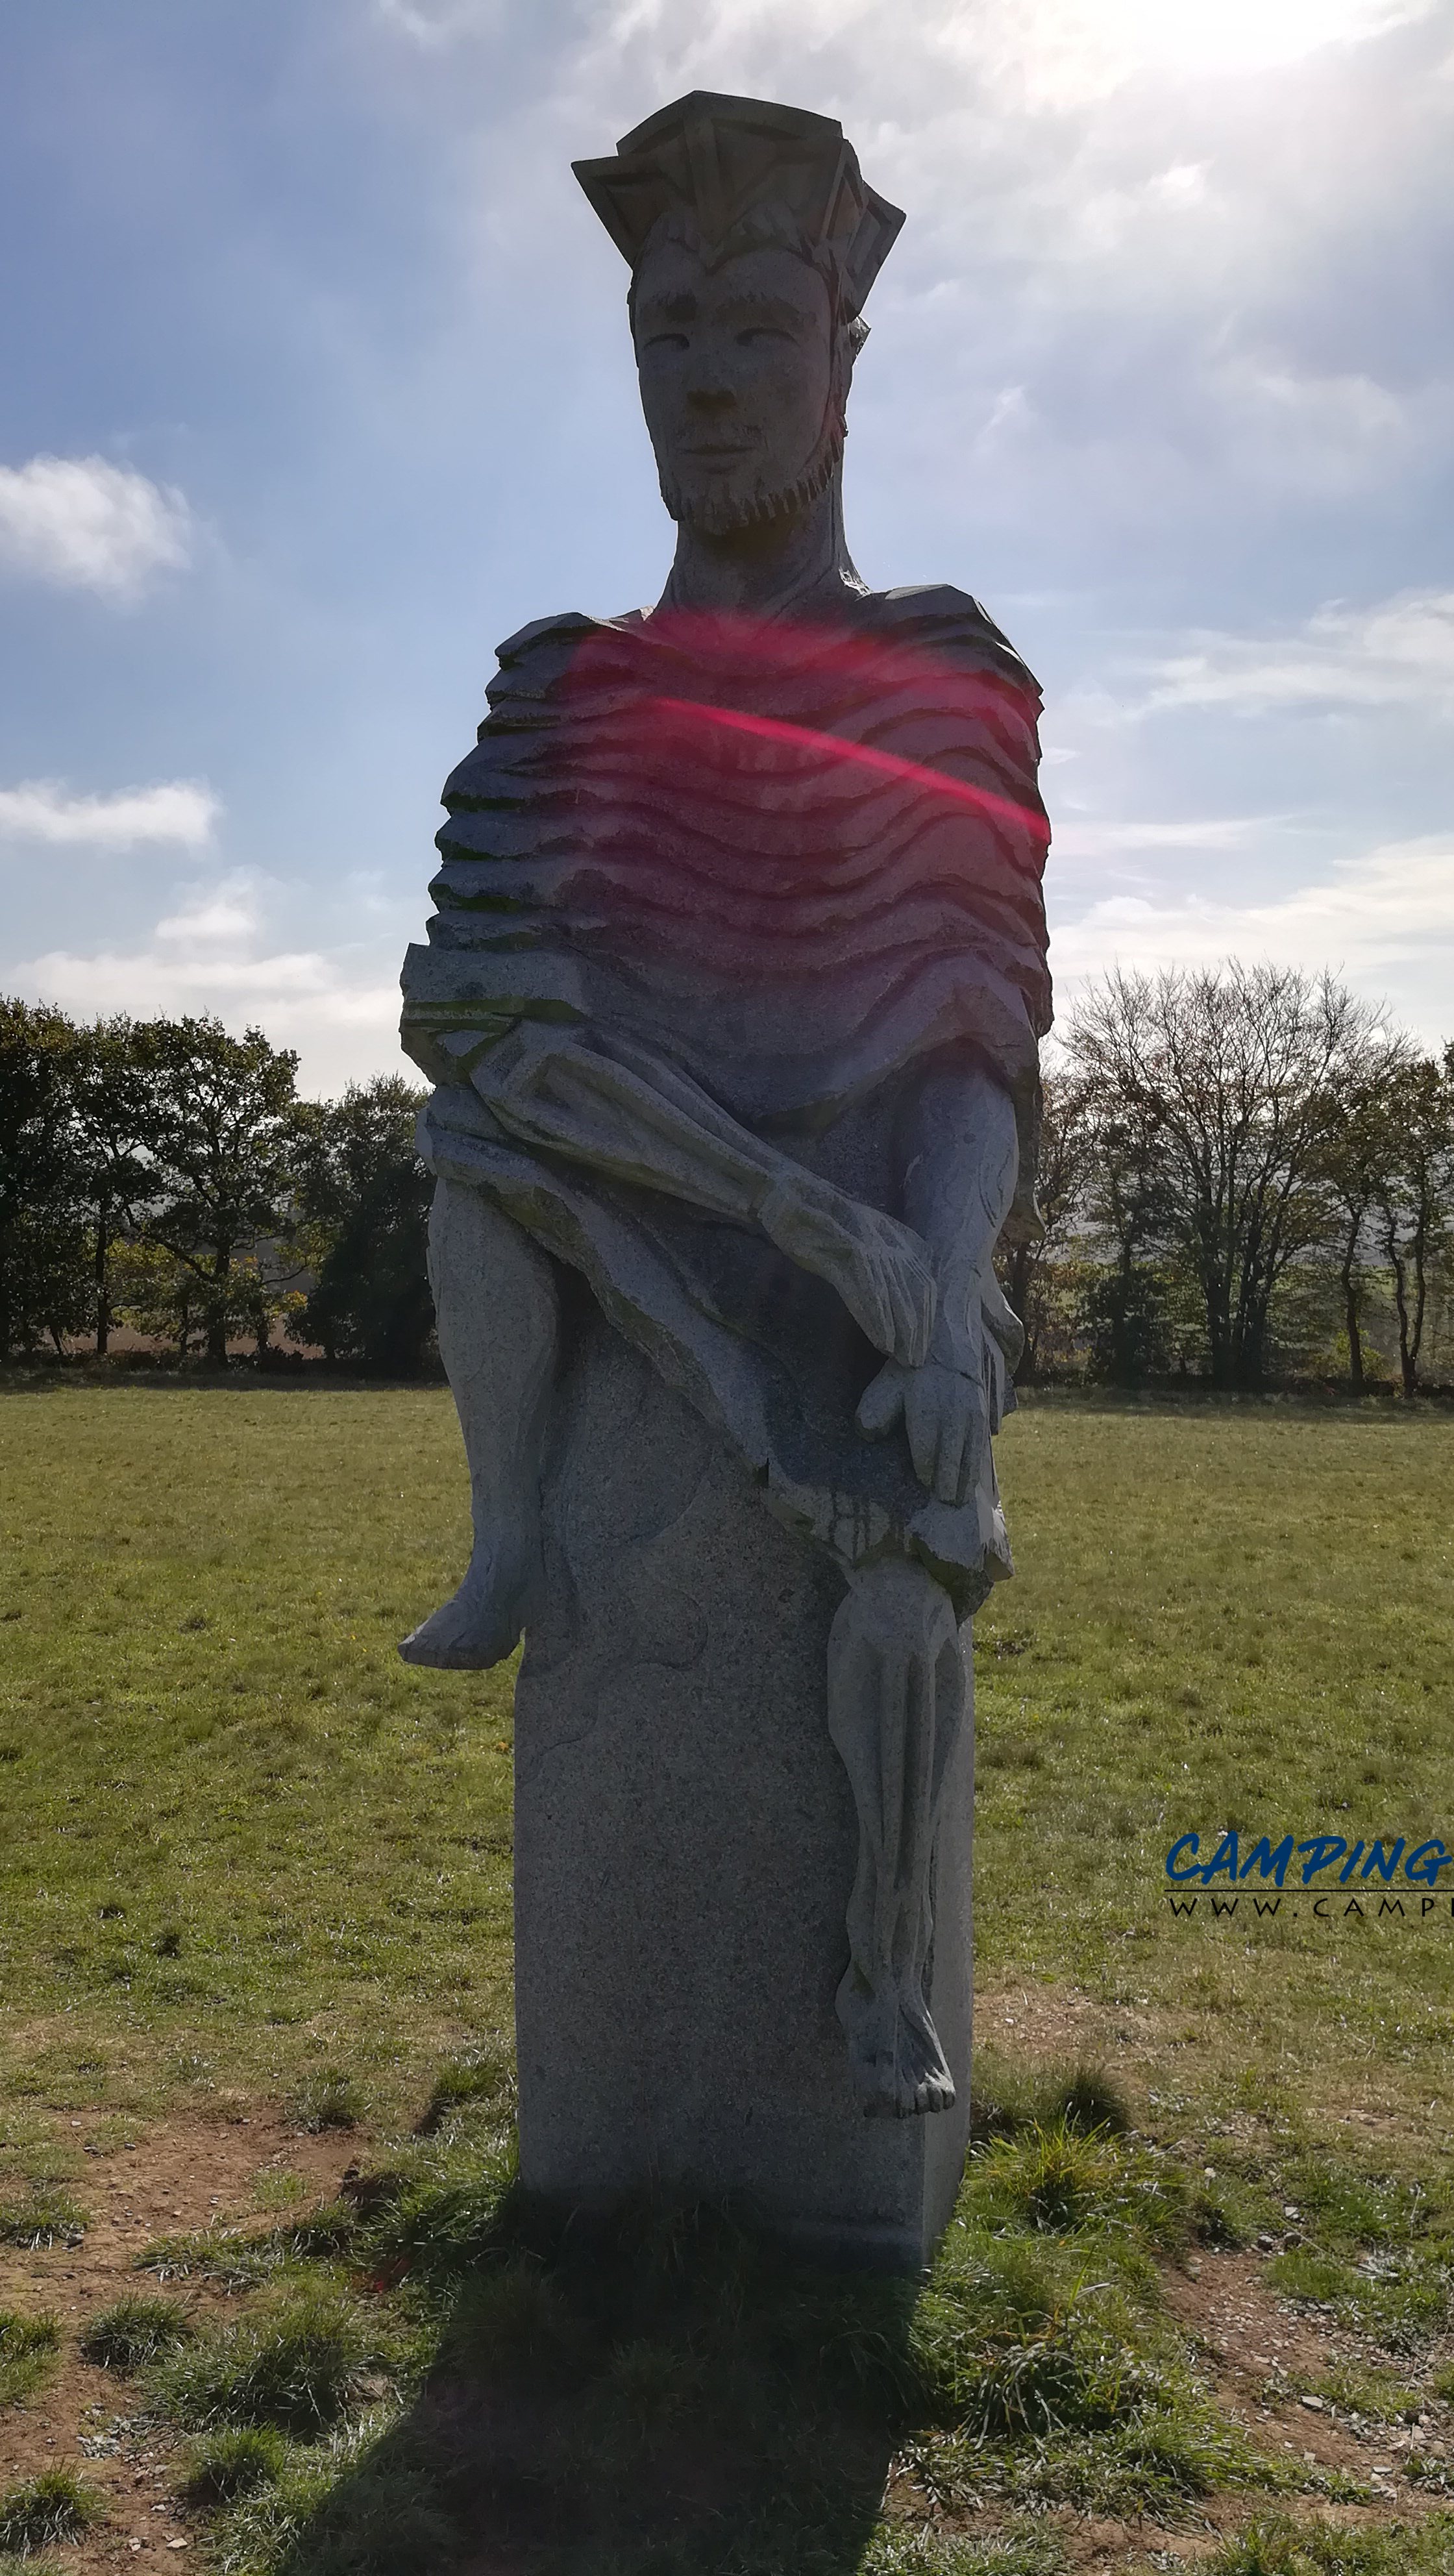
left=267, top=2182, right=920, bottom=2575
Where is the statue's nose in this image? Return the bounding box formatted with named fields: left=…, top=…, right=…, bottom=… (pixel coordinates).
left=685, top=371, right=735, bottom=414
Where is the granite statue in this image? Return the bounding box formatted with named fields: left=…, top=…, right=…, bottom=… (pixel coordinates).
left=399, top=92, right=1051, bottom=2260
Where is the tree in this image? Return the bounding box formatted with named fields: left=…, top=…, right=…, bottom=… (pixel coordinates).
left=996, top=1067, right=1092, bottom=1380
left=1316, top=1035, right=1414, bottom=1391
left=108, top=1235, right=203, bottom=1359
left=68, top=1016, right=156, bottom=1355
left=1372, top=1052, right=1454, bottom=1397
left=0, top=998, right=89, bottom=1360
left=1071, top=965, right=1380, bottom=1389
left=132, top=1018, right=307, bottom=1367
left=1076, top=1076, right=1174, bottom=1385
left=294, top=1075, right=434, bottom=1372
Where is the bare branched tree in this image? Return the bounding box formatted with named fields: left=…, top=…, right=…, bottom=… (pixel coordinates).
left=1370, top=1051, right=1454, bottom=1396
left=1076, top=1063, right=1174, bottom=1383
left=997, top=1065, right=1093, bottom=1380
left=1315, top=1032, right=1416, bottom=1390
left=1071, top=964, right=1383, bottom=1389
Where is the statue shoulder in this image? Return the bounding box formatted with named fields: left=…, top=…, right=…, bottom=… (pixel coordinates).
left=443, top=610, right=639, bottom=797
left=493, top=607, right=650, bottom=665
left=860, top=584, right=1042, bottom=702
left=487, top=609, right=604, bottom=696
left=493, top=609, right=606, bottom=665
left=469, top=610, right=638, bottom=744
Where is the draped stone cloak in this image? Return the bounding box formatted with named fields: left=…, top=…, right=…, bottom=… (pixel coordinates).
left=400, top=583, right=1052, bottom=1619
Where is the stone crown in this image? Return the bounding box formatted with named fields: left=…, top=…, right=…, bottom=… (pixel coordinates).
left=573, top=90, right=905, bottom=321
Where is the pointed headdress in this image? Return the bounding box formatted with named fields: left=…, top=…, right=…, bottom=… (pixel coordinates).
left=573, top=91, right=904, bottom=324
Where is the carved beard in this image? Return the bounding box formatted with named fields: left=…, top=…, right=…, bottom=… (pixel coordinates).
left=658, top=408, right=844, bottom=536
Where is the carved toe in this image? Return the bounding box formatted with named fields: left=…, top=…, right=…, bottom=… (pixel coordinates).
left=397, top=1565, right=526, bottom=1670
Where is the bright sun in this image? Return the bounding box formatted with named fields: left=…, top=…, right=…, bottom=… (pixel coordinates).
left=1101, top=0, right=1432, bottom=76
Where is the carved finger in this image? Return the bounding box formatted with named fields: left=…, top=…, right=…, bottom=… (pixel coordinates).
left=856, top=1364, right=906, bottom=1439
left=905, top=1383, right=941, bottom=1494
left=889, top=1259, right=936, bottom=1369
left=881, top=1273, right=915, bottom=1367
left=882, top=1272, right=920, bottom=1365
left=844, top=1262, right=900, bottom=1359
left=962, top=1386, right=989, bottom=1500
left=933, top=1391, right=969, bottom=1504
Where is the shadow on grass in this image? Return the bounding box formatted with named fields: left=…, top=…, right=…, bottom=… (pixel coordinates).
left=142, top=2062, right=1257, bottom=2572
left=1010, top=1381, right=1447, bottom=1415
left=8, top=1364, right=1447, bottom=1410
left=0, top=1362, right=445, bottom=1396
left=216, top=2182, right=913, bottom=2576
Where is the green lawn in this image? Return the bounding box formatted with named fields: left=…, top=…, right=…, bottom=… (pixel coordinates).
left=2, top=1380, right=1453, bottom=2575
left=4, top=1380, right=1449, bottom=2137
left=975, top=1394, right=1454, bottom=2129
left=0, top=1381, right=514, bottom=2135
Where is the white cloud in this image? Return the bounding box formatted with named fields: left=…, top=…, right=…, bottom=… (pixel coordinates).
left=1052, top=833, right=1454, bottom=1045
left=1207, top=358, right=1410, bottom=497
left=1137, top=591, right=1454, bottom=720
left=1148, top=164, right=1209, bottom=208
left=12, top=872, right=403, bottom=1095
left=588, top=0, right=1445, bottom=121
left=154, top=886, right=258, bottom=943
left=1037, top=0, right=1440, bottom=90
left=1051, top=813, right=1278, bottom=860
left=375, top=0, right=505, bottom=42
left=0, top=455, right=193, bottom=602
left=0, top=778, right=219, bottom=849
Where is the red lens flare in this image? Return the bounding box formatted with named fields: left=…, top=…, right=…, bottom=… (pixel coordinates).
left=428, top=602, right=1052, bottom=1043
left=646, top=692, right=1052, bottom=849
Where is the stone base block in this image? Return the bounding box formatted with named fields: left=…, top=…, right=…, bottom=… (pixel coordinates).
left=512, top=1306, right=974, bottom=2272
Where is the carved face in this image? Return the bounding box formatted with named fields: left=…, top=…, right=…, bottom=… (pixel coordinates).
left=632, top=241, right=839, bottom=534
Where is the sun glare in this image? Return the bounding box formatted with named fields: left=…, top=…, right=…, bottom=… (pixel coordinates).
left=1103, top=0, right=1431, bottom=76
left=976, top=0, right=1438, bottom=112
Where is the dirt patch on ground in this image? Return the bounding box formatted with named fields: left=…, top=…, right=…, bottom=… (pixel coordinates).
left=0, top=2105, right=360, bottom=2566
left=976, top=1979, right=1164, bottom=2068
left=883, top=2226, right=1451, bottom=2570
left=1164, top=2245, right=1451, bottom=2496
left=882, top=2483, right=1438, bottom=2573
left=5, top=2043, right=1449, bottom=2570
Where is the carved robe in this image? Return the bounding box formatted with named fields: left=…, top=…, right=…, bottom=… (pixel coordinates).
left=400, top=584, right=1052, bottom=1618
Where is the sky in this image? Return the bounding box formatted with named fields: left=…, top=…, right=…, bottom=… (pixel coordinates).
left=1, top=0, right=1451, bottom=1095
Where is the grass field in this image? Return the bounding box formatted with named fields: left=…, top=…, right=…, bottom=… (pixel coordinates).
left=0, top=1383, right=515, bottom=2131
left=1, top=1380, right=1453, bottom=2573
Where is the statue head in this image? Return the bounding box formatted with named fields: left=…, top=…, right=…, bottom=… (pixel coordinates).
left=574, top=93, right=904, bottom=538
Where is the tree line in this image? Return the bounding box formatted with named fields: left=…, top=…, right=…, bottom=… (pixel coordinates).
left=4, top=967, right=1452, bottom=1390
left=0, top=999, right=434, bottom=1371
left=1005, top=964, right=1454, bottom=1393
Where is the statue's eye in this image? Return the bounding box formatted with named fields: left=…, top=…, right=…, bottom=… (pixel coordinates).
left=642, top=329, right=689, bottom=352
left=737, top=326, right=791, bottom=347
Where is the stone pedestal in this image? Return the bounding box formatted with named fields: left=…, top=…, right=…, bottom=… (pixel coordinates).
left=512, top=1303, right=974, bottom=2272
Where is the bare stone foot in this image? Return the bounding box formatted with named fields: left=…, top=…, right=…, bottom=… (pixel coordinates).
left=894, top=1981, right=956, bottom=2116
left=399, top=1537, right=536, bottom=1670
left=409, top=1180, right=558, bottom=1672
left=837, top=1970, right=956, bottom=2118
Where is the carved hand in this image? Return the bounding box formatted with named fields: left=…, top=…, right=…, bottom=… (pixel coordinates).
left=856, top=1343, right=989, bottom=1505
left=759, top=1170, right=936, bottom=1369
left=472, top=1026, right=938, bottom=1365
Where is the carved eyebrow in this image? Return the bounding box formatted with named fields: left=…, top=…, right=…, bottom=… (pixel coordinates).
left=635, top=288, right=814, bottom=334
left=717, top=291, right=811, bottom=330
left=636, top=290, right=698, bottom=327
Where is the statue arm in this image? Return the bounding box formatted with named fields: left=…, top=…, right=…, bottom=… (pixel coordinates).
left=467, top=1022, right=937, bottom=1368
left=857, top=1063, right=1021, bottom=1505
left=902, top=1063, right=1020, bottom=1365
